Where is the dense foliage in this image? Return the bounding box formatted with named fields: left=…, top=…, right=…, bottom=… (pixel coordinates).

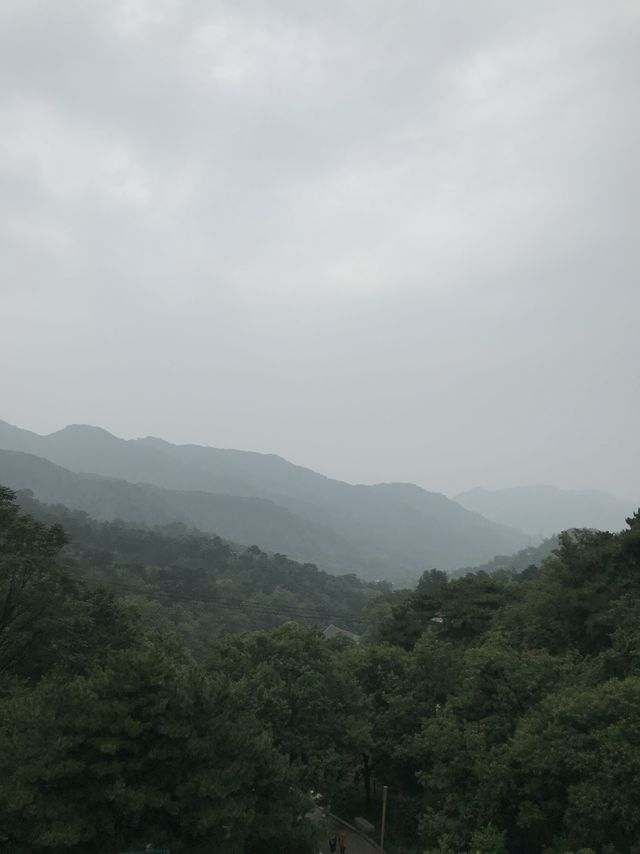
left=345, top=514, right=640, bottom=853
left=0, top=487, right=327, bottom=853
left=2, top=484, right=640, bottom=853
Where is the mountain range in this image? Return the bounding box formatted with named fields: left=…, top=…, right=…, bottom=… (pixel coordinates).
left=455, top=484, right=636, bottom=540
left=0, top=419, right=527, bottom=581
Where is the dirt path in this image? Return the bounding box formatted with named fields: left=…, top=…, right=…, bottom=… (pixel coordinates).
left=317, top=818, right=380, bottom=854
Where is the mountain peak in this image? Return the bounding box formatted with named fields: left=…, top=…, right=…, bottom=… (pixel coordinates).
left=49, top=423, right=119, bottom=440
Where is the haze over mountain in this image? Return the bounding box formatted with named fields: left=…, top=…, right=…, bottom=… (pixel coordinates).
left=0, top=419, right=527, bottom=580
left=456, top=484, right=636, bottom=540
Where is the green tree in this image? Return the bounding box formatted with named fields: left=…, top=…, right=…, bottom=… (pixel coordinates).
left=0, top=486, right=140, bottom=685
left=508, top=677, right=640, bottom=853
left=0, top=485, right=70, bottom=680
left=208, top=623, right=370, bottom=805
left=0, top=643, right=313, bottom=853
left=469, top=823, right=507, bottom=854
left=414, top=634, right=568, bottom=851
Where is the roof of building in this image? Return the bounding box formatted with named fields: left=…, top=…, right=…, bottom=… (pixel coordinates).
left=322, top=624, right=361, bottom=643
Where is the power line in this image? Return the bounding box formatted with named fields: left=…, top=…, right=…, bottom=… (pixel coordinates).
left=86, top=576, right=476, bottom=628
left=84, top=575, right=371, bottom=627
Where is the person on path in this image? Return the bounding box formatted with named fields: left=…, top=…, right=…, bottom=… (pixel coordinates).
left=338, top=829, right=348, bottom=854
left=329, top=834, right=337, bottom=852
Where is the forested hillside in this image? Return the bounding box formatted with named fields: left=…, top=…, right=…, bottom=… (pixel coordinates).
left=2, top=482, right=640, bottom=852
left=347, top=513, right=640, bottom=851
left=0, top=486, right=326, bottom=852
left=16, top=490, right=381, bottom=652
left=452, top=535, right=560, bottom=578
left=2, top=0, right=636, bottom=851
left=0, top=420, right=528, bottom=579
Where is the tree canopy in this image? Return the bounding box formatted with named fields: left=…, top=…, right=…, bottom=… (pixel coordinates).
left=2, top=484, right=640, bottom=853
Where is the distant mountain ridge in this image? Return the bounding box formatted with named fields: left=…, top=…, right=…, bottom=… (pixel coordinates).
left=0, top=419, right=528, bottom=580
left=455, top=484, right=636, bottom=539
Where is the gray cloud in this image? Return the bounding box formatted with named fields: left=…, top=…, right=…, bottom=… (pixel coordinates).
left=1, top=0, right=639, bottom=498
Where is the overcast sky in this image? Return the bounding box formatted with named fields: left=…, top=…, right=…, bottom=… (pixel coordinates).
left=1, top=0, right=639, bottom=498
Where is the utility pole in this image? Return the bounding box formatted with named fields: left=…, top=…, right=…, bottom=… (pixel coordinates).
left=380, top=785, right=389, bottom=854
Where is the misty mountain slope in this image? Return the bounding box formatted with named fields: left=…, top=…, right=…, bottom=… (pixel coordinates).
left=0, top=420, right=529, bottom=576
left=455, top=484, right=636, bottom=539
left=0, top=450, right=366, bottom=572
